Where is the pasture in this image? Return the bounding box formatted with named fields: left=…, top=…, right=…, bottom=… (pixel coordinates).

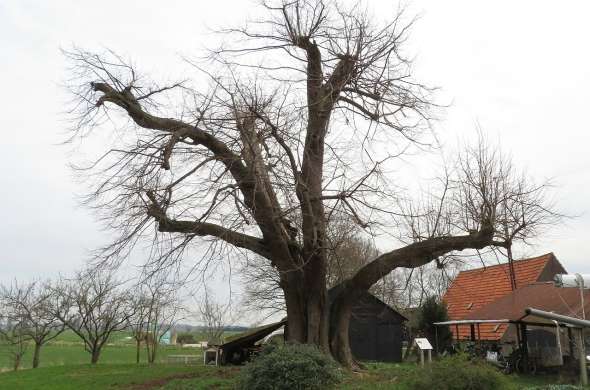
left=0, top=330, right=205, bottom=371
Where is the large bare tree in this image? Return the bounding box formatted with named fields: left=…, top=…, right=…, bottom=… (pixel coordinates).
left=65, top=1, right=561, bottom=367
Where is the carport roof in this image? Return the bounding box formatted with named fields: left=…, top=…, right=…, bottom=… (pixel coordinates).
left=464, top=282, right=590, bottom=323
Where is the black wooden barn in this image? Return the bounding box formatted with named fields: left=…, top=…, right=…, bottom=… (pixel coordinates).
left=329, top=287, right=408, bottom=362
left=215, top=288, right=407, bottom=364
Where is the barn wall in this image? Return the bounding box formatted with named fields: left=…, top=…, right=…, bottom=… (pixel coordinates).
left=347, top=294, right=404, bottom=362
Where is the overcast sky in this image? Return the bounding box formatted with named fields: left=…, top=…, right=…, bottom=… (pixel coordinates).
left=1, top=0, right=590, bottom=302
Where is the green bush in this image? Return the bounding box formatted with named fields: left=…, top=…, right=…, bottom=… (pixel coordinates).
left=176, top=333, right=196, bottom=345
left=417, top=296, right=453, bottom=354
left=524, top=387, right=582, bottom=390
left=236, top=344, right=342, bottom=390
left=405, top=354, right=507, bottom=390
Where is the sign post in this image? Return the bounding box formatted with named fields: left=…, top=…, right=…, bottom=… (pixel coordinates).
left=414, top=338, right=433, bottom=367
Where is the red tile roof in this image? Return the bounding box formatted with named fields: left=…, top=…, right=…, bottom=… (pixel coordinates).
left=461, top=282, right=590, bottom=341
left=442, top=253, right=566, bottom=340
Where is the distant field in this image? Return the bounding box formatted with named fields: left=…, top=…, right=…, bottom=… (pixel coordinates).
left=0, top=329, right=227, bottom=371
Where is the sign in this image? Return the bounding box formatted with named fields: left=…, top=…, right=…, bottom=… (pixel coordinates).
left=414, top=338, right=433, bottom=350
left=486, top=351, right=498, bottom=362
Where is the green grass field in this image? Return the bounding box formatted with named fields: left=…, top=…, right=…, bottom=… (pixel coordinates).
left=0, top=330, right=585, bottom=389
left=0, top=330, right=206, bottom=371
left=0, top=360, right=583, bottom=390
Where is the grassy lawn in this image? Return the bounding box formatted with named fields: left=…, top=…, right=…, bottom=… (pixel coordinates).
left=0, top=359, right=585, bottom=390
left=0, top=363, right=236, bottom=390
left=0, top=331, right=585, bottom=390
left=337, top=362, right=582, bottom=389
left=0, top=330, right=222, bottom=370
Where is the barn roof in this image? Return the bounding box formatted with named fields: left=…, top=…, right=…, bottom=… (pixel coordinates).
left=442, top=253, right=566, bottom=340
left=328, top=285, right=408, bottom=322
left=218, top=319, right=287, bottom=350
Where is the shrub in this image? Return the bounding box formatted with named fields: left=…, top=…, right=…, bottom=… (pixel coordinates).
left=416, top=296, right=453, bottom=354
left=236, top=343, right=342, bottom=390
left=405, top=354, right=507, bottom=390
left=176, top=333, right=197, bottom=345
left=524, top=387, right=582, bottom=390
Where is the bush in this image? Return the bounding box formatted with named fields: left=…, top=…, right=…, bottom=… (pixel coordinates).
left=176, top=333, right=197, bottom=345
left=416, top=296, right=453, bottom=354
left=236, top=344, right=342, bottom=390
left=524, top=387, right=582, bottom=390
left=405, top=354, right=507, bottom=390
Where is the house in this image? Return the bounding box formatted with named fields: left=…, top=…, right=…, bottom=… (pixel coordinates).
left=442, top=252, right=567, bottom=341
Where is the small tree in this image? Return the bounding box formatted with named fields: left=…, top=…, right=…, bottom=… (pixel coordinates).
left=143, top=275, right=182, bottom=364
left=416, top=296, right=452, bottom=355
left=51, top=268, right=133, bottom=364
left=128, top=293, right=151, bottom=364
left=198, top=288, right=237, bottom=345
left=1, top=281, right=65, bottom=368
left=0, top=316, right=30, bottom=371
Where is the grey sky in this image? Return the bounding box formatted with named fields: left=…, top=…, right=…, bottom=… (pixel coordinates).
left=1, top=0, right=589, bottom=295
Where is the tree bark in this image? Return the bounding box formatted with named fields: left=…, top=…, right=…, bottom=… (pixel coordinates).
left=329, top=290, right=356, bottom=369
left=32, top=342, right=42, bottom=369
left=13, top=355, right=21, bottom=371
left=136, top=339, right=141, bottom=364
left=90, top=348, right=100, bottom=364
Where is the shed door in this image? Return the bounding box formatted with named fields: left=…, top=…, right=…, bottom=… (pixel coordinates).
left=349, top=318, right=376, bottom=361
left=376, top=323, right=402, bottom=362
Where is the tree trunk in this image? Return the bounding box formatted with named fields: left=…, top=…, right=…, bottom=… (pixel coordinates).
left=329, top=291, right=357, bottom=369
left=147, top=341, right=157, bottom=364
left=32, top=342, right=42, bottom=368
left=136, top=339, right=141, bottom=364
left=282, top=257, right=330, bottom=352
left=90, top=348, right=100, bottom=364
left=13, top=354, right=22, bottom=371
left=303, top=256, right=329, bottom=350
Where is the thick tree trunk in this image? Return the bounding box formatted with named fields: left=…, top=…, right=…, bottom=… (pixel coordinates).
left=303, top=256, right=329, bottom=350
left=283, top=262, right=330, bottom=351
left=329, top=291, right=355, bottom=368
left=32, top=342, right=42, bottom=368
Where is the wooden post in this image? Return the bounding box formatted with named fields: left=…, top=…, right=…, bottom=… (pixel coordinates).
left=520, top=323, right=529, bottom=373
left=577, top=328, right=588, bottom=385
left=435, top=327, right=439, bottom=355
left=470, top=324, right=476, bottom=341
left=428, top=349, right=432, bottom=364
left=420, top=350, right=424, bottom=367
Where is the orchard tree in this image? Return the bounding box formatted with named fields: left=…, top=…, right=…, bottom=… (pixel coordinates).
left=51, top=268, right=134, bottom=364
left=65, top=1, right=560, bottom=367
left=0, top=281, right=65, bottom=368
